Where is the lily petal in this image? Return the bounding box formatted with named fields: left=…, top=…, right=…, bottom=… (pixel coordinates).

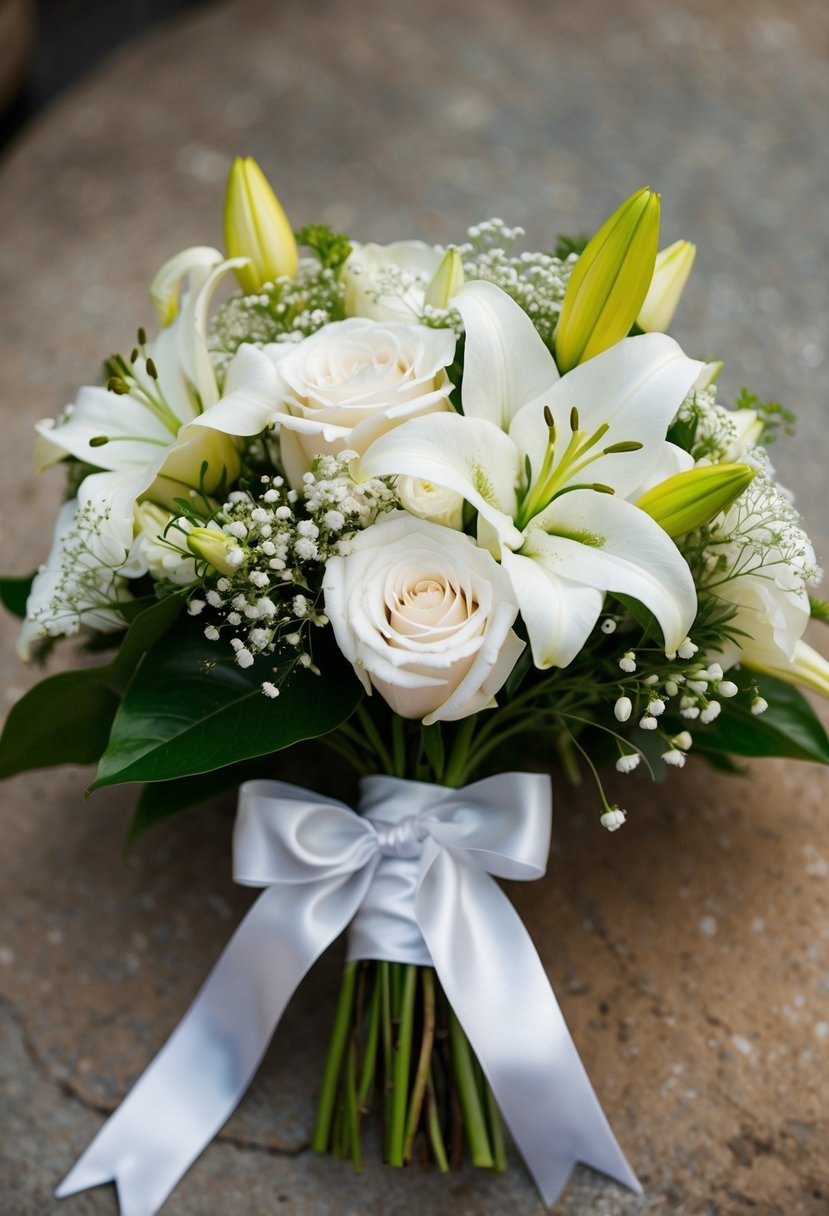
left=500, top=549, right=604, bottom=668
left=455, top=281, right=559, bottom=430
left=525, top=490, right=696, bottom=656
left=358, top=413, right=524, bottom=548
left=34, top=386, right=174, bottom=471
left=195, top=344, right=283, bottom=437
left=510, top=334, right=703, bottom=500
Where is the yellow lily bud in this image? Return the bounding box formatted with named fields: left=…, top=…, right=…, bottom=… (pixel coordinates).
left=224, top=156, right=298, bottom=293
left=555, top=186, right=661, bottom=373
left=637, top=239, right=696, bottom=333
left=424, top=248, right=465, bottom=309
left=637, top=463, right=755, bottom=537
left=187, top=527, right=244, bottom=577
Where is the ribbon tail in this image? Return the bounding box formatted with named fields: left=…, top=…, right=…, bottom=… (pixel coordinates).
left=417, top=848, right=641, bottom=1207
left=57, top=872, right=371, bottom=1216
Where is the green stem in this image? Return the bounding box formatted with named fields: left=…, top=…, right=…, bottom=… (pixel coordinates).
left=391, top=714, right=407, bottom=777
left=388, top=964, right=417, bottom=1166
left=356, top=703, right=395, bottom=774
left=346, top=1037, right=362, bottom=1172
left=448, top=1009, right=493, bottom=1167
left=426, top=1064, right=450, bottom=1173
left=403, top=968, right=436, bottom=1163
left=484, top=1080, right=507, bottom=1172
left=357, top=967, right=381, bottom=1111
left=380, top=962, right=393, bottom=1159
left=444, top=716, right=477, bottom=788
left=312, top=961, right=358, bottom=1152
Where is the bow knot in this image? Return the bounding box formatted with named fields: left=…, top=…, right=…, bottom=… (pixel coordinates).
left=373, top=814, right=425, bottom=858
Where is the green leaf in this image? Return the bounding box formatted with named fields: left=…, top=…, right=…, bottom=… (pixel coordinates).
left=92, top=625, right=363, bottom=789
left=0, top=574, right=35, bottom=619
left=689, top=673, right=829, bottom=765
left=0, top=594, right=184, bottom=780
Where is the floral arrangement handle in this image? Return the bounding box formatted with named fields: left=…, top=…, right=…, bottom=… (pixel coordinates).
left=57, top=773, right=640, bottom=1214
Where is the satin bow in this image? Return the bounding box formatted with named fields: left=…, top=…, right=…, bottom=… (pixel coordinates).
left=57, top=773, right=640, bottom=1215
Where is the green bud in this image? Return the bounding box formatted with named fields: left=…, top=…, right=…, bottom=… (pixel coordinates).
left=555, top=186, right=661, bottom=372
left=187, top=527, right=243, bottom=576
left=636, top=462, right=755, bottom=537
left=636, top=239, right=696, bottom=333
left=424, top=248, right=464, bottom=309
left=224, top=156, right=298, bottom=293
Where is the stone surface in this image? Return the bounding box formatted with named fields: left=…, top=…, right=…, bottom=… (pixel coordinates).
left=1, top=0, right=829, bottom=1213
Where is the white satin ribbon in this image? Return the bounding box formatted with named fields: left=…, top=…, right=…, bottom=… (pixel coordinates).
left=56, top=773, right=641, bottom=1214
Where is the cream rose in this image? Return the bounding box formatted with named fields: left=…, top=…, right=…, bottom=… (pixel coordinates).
left=323, top=514, right=524, bottom=724
left=271, top=317, right=455, bottom=487
left=341, top=241, right=443, bottom=322
left=396, top=477, right=465, bottom=530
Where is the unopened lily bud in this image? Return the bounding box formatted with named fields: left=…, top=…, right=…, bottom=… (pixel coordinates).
left=636, top=463, right=755, bottom=538
left=555, top=186, right=661, bottom=372
left=187, top=527, right=244, bottom=576
left=224, top=156, right=298, bottom=292
left=637, top=239, right=696, bottom=333
left=424, top=248, right=465, bottom=309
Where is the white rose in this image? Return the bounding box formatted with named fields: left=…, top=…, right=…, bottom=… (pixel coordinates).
left=271, top=318, right=455, bottom=487
left=323, top=513, right=524, bottom=724
left=397, top=477, right=465, bottom=530
left=341, top=241, right=443, bottom=322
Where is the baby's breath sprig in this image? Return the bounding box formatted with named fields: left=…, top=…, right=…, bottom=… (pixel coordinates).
left=188, top=453, right=396, bottom=691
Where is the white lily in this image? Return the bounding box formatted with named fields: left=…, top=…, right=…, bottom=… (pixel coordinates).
left=359, top=281, right=703, bottom=668
left=33, top=248, right=250, bottom=556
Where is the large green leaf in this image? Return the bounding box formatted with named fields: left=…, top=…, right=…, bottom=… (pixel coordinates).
left=0, top=595, right=183, bottom=780
left=93, top=625, right=363, bottom=789
left=0, top=574, right=35, bottom=619
left=687, top=672, right=829, bottom=765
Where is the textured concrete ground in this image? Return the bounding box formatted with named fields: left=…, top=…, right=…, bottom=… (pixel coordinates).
left=1, top=1, right=829, bottom=1213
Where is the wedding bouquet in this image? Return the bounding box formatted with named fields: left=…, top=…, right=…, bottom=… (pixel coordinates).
left=3, top=159, right=828, bottom=1215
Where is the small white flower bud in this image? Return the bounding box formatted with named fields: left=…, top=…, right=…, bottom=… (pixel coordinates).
left=664, top=680, right=679, bottom=697
left=204, top=625, right=220, bottom=641
left=614, top=696, right=633, bottom=722
left=230, top=637, right=244, bottom=652
left=235, top=647, right=254, bottom=669
left=673, top=731, right=693, bottom=750
left=707, top=663, right=724, bottom=681
left=648, top=698, right=666, bottom=716
left=700, top=701, right=721, bottom=724
left=681, top=706, right=701, bottom=719
left=662, top=749, right=686, bottom=768
left=616, top=753, right=641, bottom=774
left=639, top=715, right=658, bottom=731
left=718, top=680, right=739, bottom=698
left=678, top=637, right=698, bottom=660
left=751, top=696, right=769, bottom=715
left=619, top=651, right=637, bottom=673
left=601, top=807, right=627, bottom=832
left=261, top=682, right=280, bottom=698
left=187, top=599, right=205, bottom=616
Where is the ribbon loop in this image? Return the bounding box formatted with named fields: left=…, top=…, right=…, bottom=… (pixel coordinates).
left=57, top=772, right=641, bottom=1216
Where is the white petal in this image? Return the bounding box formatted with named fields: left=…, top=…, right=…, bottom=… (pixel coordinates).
left=358, top=414, right=523, bottom=548
left=455, top=281, right=558, bottom=430
left=177, top=257, right=248, bottom=409
left=149, top=245, right=224, bottom=327
left=195, top=344, right=283, bottom=437
left=510, top=333, right=703, bottom=500
left=524, top=490, right=696, bottom=656
left=36, top=386, right=173, bottom=471
left=500, top=549, right=604, bottom=669
left=631, top=441, right=694, bottom=497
